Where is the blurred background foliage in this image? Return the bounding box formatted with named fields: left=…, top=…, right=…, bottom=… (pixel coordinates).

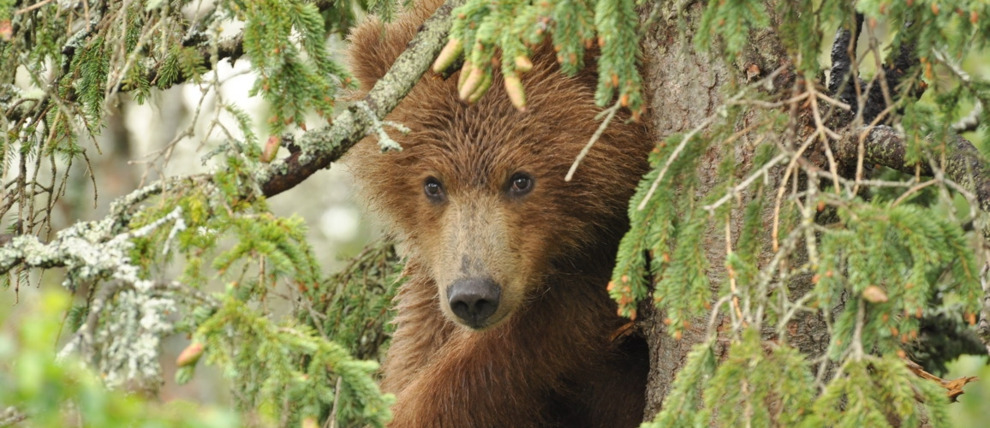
left=947, top=355, right=990, bottom=427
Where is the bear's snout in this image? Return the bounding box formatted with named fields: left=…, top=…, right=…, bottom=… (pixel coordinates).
left=446, top=277, right=502, bottom=329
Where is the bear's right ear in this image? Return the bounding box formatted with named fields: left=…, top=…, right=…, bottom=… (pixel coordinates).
left=348, top=0, right=445, bottom=92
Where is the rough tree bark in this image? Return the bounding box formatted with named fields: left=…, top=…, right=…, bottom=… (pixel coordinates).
left=634, top=0, right=990, bottom=419
left=637, top=1, right=827, bottom=418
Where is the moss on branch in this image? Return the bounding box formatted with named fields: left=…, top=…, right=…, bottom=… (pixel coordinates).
left=258, top=0, right=464, bottom=197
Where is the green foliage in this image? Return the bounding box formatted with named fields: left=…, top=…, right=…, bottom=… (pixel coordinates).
left=70, top=36, right=112, bottom=130
left=816, top=203, right=980, bottom=360
left=593, top=0, right=641, bottom=109
left=643, top=340, right=717, bottom=428
left=650, top=329, right=816, bottom=427
left=806, top=355, right=949, bottom=428
left=610, top=131, right=712, bottom=321
left=297, top=241, right=403, bottom=426
left=638, top=186, right=979, bottom=427
left=0, top=290, right=241, bottom=428
left=191, top=295, right=393, bottom=427
left=118, top=156, right=390, bottom=425
left=1, top=0, right=388, bottom=234
left=445, top=0, right=645, bottom=116
left=128, top=155, right=322, bottom=292
left=232, top=0, right=352, bottom=135
left=651, top=209, right=711, bottom=330
left=157, top=46, right=210, bottom=89
left=620, top=1, right=989, bottom=426
left=300, top=242, right=403, bottom=362
left=52, top=154, right=394, bottom=427
left=323, top=0, right=409, bottom=34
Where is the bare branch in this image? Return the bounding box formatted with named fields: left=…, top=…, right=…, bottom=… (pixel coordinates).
left=834, top=126, right=990, bottom=213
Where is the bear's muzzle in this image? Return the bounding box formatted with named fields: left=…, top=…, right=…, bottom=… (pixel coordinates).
left=446, top=277, right=502, bottom=329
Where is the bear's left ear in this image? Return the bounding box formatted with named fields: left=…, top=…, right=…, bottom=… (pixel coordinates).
left=347, top=0, right=445, bottom=92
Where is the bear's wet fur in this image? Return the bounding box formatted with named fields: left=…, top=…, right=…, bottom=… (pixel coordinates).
left=346, top=1, right=654, bottom=426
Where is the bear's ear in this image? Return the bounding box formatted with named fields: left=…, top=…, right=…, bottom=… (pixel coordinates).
left=348, top=0, right=444, bottom=92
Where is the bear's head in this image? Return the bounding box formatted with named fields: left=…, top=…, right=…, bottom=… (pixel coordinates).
left=346, top=4, right=651, bottom=330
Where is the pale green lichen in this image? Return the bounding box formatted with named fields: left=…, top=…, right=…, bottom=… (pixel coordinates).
left=93, top=290, right=177, bottom=391
left=0, top=195, right=187, bottom=392
left=354, top=100, right=405, bottom=152
left=0, top=206, right=183, bottom=290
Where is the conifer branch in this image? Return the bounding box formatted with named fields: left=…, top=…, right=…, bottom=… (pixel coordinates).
left=834, top=126, right=990, bottom=214
left=0, top=174, right=206, bottom=301
left=4, top=22, right=245, bottom=127
left=0, top=205, right=185, bottom=282
left=6, top=0, right=368, bottom=126
left=258, top=0, right=464, bottom=197
left=837, top=126, right=990, bottom=355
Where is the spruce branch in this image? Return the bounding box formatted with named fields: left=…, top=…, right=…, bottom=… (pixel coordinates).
left=258, top=0, right=464, bottom=197
left=827, top=13, right=920, bottom=126
left=832, top=125, right=990, bottom=354
left=5, top=16, right=245, bottom=127
left=0, top=174, right=207, bottom=306
left=0, top=178, right=196, bottom=276
left=146, top=35, right=246, bottom=88
left=833, top=126, right=990, bottom=214
left=59, top=280, right=216, bottom=364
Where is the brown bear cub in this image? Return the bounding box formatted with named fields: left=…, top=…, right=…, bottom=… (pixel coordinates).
left=346, top=1, right=653, bottom=426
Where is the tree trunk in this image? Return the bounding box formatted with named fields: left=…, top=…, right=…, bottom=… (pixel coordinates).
left=637, top=2, right=831, bottom=417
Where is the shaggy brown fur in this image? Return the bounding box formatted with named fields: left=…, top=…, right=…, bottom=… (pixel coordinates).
left=346, top=1, right=653, bottom=426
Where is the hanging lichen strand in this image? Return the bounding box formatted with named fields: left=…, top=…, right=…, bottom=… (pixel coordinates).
left=434, top=0, right=644, bottom=117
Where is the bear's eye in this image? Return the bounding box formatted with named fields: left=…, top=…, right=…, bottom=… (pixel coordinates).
left=508, top=172, right=534, bottom=197
left=424, top=177, right=446, bottom=202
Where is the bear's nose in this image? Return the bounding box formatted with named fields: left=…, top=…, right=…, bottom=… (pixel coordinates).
left=447, top=277, right=501, bottom=329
